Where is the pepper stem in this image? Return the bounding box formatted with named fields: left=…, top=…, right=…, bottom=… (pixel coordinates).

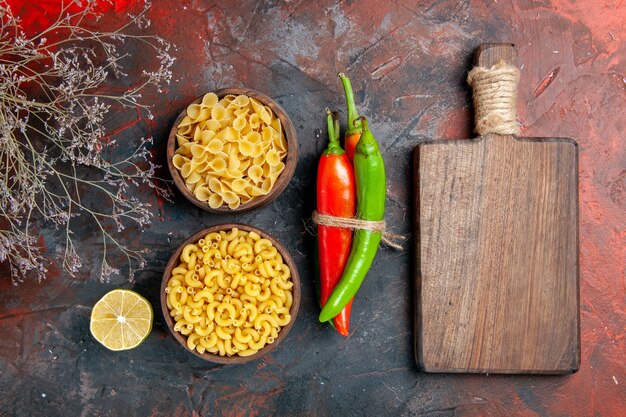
left=357, top=116, right=368, bottom=132
left=355, top=116, right=380, bottom=156
left=333, top=111, right=341, bottom=143
left=324, top=108, right=343, bottom=155
left=338, top=72, right=362, bottom=136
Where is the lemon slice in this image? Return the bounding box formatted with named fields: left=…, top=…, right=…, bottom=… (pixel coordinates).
left=90, top=289, right=153, bottom=351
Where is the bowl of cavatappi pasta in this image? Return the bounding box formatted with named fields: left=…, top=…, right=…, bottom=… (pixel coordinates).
left=167, top=88, right=298, bottom=213
left=161, top=223, right=301, bottom=364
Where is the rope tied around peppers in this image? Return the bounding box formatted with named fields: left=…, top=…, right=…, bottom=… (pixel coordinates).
left=311, top=210, right=406, bottom=250
left=467, top=60, right=520, bottom=136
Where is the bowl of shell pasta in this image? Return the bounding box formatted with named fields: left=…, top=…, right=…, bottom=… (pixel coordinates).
left=160, top=223, right=301, bottom=364
left=167, top=88, right=298, bottom=213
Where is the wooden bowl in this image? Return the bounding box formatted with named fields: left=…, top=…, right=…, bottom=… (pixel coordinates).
left=160, top=223, right=301, bottom=364
left=167, top=88, right=298, bottom=213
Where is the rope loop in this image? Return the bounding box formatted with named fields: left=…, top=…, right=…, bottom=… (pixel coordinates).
left=467, top=60, right=520, bottom=136
left=311, top=211, right=406, bottom=250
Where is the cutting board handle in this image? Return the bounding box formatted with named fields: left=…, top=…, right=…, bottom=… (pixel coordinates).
left=474, top=43, right=517, bottom=67
left=469, top=43, right=520, bottom=136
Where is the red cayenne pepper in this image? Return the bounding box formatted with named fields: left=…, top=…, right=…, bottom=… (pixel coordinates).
left=317, top=109, right=356, bottom=336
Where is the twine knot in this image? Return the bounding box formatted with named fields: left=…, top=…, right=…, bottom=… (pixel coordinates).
left=467, top=60, right=520, bottom=136
left=311, top=211, right=406, bottom=250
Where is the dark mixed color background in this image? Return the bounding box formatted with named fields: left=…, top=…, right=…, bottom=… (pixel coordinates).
left=1, top=1, right=624, bottom=416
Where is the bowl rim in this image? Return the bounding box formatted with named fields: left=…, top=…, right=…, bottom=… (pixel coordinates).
left=166, top=87, right=298, bottom=213
left=160, top=223, right=301, bottom=364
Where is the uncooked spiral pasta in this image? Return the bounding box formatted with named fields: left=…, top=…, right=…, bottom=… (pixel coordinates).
left=173, top=93, right=288, bottom=209
left=166, top=228, right=294, bottom=357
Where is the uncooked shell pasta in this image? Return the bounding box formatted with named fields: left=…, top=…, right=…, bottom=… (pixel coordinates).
left=166, top=228, right=294, bottom=357
left=173, top=93, right=288, bottom=209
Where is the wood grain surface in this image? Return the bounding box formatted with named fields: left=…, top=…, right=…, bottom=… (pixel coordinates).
left=415, top=44, right=580, bottom=374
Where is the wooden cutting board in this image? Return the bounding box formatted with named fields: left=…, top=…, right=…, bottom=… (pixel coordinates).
left=414, top=44, right=580, bottom=374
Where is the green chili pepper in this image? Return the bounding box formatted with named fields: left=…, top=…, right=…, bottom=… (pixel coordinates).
left=318, top=116, right=385, bottom=322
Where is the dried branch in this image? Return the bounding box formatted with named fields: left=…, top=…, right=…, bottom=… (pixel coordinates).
left=0, top=0, right=175, bottom=284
